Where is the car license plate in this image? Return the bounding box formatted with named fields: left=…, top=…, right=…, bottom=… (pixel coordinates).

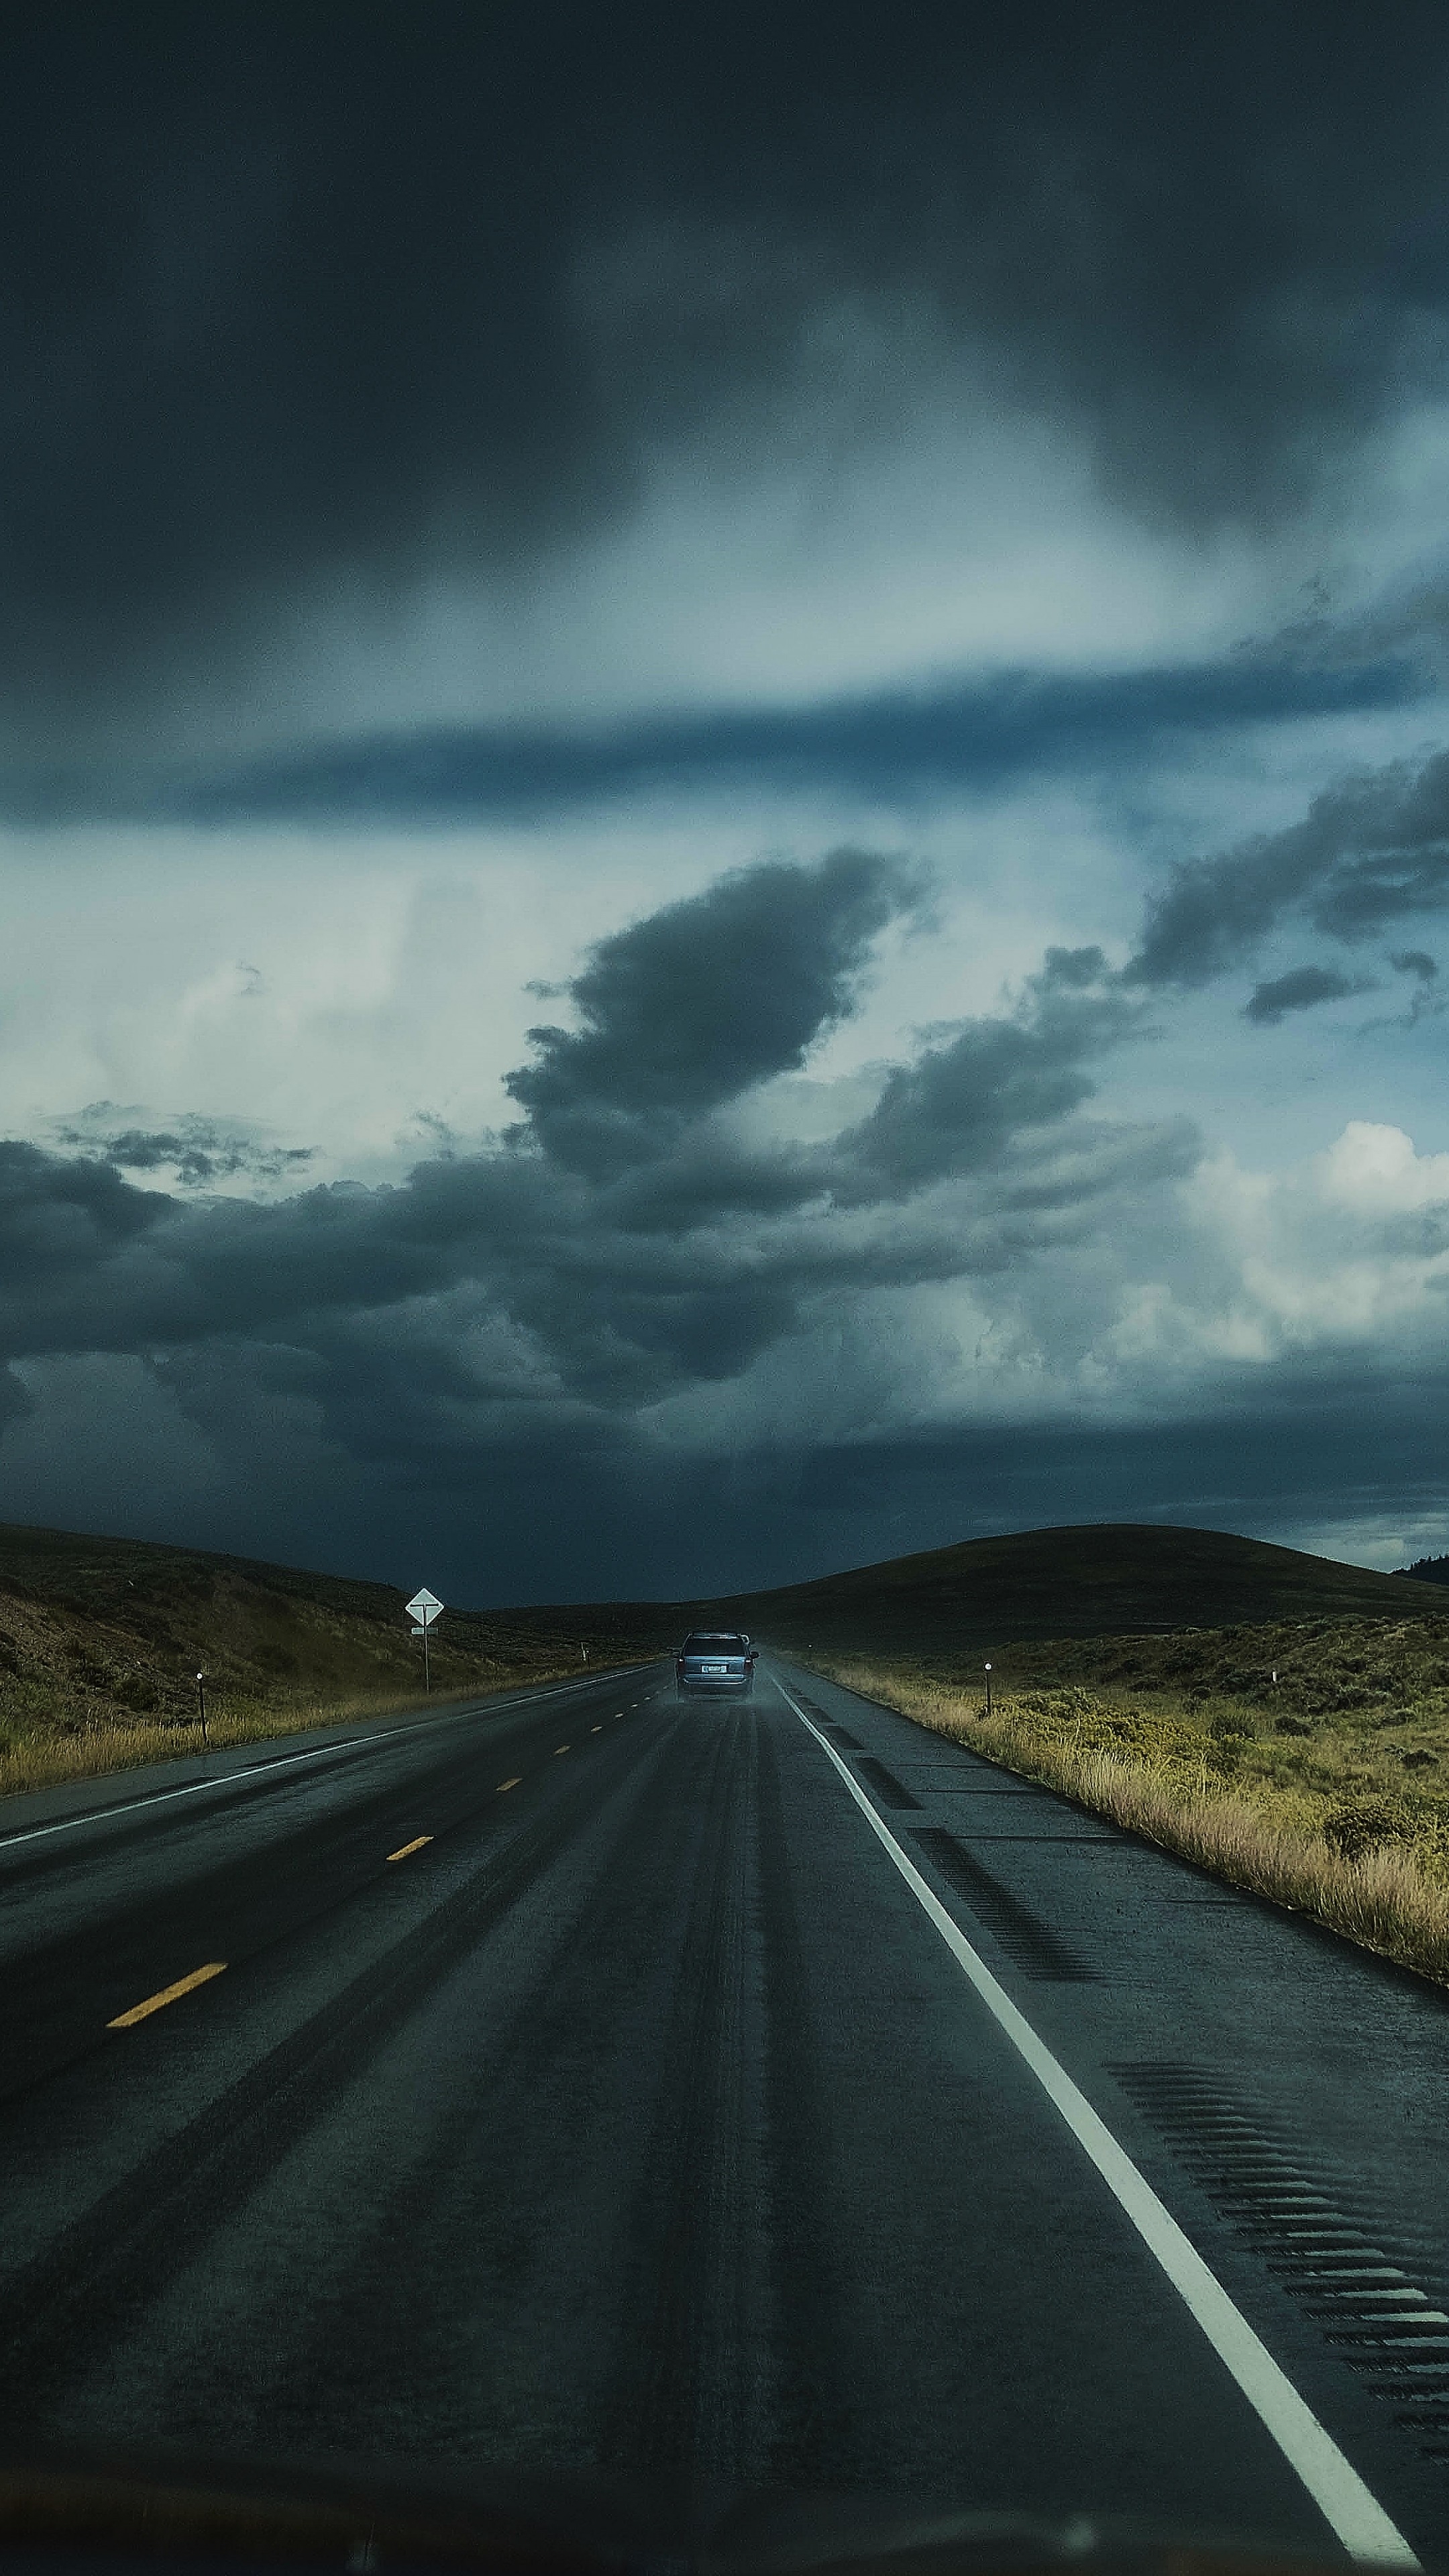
left=702, top=1662, right=727, bottom=1674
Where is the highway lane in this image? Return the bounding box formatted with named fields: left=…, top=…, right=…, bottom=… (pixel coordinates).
left=0, top=1655, right=1445, bottom=2558
left=0, top=1668, right=654, bottom=2102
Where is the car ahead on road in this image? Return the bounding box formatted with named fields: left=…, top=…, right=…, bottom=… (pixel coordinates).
left=676, top=1630, right=757, bottom=1698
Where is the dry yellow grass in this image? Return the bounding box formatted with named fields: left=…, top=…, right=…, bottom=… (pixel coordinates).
left=800, top=1653, right=1449, bottom=1988
left=0, top=1521, right=669, bottom=1807
left=0, top=1666, right=595, bottom=1804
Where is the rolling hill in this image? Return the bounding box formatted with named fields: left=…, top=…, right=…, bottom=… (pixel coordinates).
left=0, top=1519, right=666, bottom=1751
left=702, top=1521, right=1444, bottom=1655
left=0, top=1515, right=1438, bottom=1793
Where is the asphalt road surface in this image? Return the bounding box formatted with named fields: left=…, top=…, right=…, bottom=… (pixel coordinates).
left=1, top=1657, right=1447, bottom=2561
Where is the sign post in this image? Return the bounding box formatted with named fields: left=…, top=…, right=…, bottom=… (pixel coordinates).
left=407, top=1588, right=443, bottom=1692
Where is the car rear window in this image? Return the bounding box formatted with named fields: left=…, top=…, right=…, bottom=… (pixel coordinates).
left=682, top=1632, right=746, bottom=1653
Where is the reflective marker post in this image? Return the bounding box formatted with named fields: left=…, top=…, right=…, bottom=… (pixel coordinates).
left=196, top=1670, right=208, bottom=1746
left=984, top=1661, right=993, bottom=1720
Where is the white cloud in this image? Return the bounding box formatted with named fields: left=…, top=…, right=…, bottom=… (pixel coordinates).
left=1317, top=1118, right=1449, bottom=1213
left=1078, top=1125, right=1449, bottom=1391
left=666, top=1112, right=1449, bottom=1458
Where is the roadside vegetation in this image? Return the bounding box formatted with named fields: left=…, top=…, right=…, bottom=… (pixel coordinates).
left=796, top=1616, right=1449, bottom=1986
left=0, top=1521, right=667, bottom=1802
left=0, top=1689, right=445, bottom=1801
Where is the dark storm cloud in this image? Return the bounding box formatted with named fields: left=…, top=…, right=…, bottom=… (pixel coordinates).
left=0, top=857, right=1167, bottom=1419
left=50, top=1111, right=314, bottom=1188
left=769, top=1376, right=1449, bottom=1572
left=2, top=653, right=1417, bottom=825
left=1243, top=965, right=1363, bottom=1025
left=101, top=1345, right=1449, bottom=1605
left=835, top=951, right=1142, bottom=1201
left=9, top=5, right=1449, bottom=722
left=0, top=1140, right=164, bottom=1296
left=9, top=830, right=1446, bottom=1598
left=1128, top=745, right=1449, bottom=987
left=504, top=849, right=922, bottom=1174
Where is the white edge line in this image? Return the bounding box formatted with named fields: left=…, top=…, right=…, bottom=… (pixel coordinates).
left=775, top=1678, right=1418, bottom=2570
left=0, top=1660, right=659, bottom=1856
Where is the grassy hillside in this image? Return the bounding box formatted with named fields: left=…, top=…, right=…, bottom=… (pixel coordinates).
left=2, top=1513, right=1443, bottom=1827
left=729, top=1521, right=1449, bottom=1986
left=0, top=1522, right=669, bottom=1799
left=794, top=1589, right=1449, bottom=1986
left=719, top=1521, right=1439, bottom=1652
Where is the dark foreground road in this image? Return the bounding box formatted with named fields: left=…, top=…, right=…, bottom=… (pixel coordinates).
left=0, top=1658, right=1446, bottom=2560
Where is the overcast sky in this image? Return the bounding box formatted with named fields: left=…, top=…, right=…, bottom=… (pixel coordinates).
left=5, top=2, right=1449, bottom=1602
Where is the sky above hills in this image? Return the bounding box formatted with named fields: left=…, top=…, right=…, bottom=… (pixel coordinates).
left=4, top=3, right=1449, bottom=1601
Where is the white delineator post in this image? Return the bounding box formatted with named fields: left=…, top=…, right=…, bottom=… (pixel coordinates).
left=407, top=1588, right=444, bottom=1692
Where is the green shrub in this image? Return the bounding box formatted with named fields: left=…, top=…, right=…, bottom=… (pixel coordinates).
left=1323, top=1794, right=1414, bottom=1861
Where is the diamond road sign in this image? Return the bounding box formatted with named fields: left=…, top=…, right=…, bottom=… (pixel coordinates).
left=407, top=1587, right=443, bottom=1629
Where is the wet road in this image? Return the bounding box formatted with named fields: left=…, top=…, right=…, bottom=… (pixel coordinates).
left=0, top=1656, right=1446, bottom=2561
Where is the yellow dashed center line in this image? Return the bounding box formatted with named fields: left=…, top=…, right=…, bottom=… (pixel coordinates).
left=553, top=1743, right=570, bottom=1754
left=387, top=1834, right=433, bottom=1862
left=108, top=1962, right=227, bottom=2029
left=496, top=1776, right=523, bottom=1792
left=590, top=1724, right=602, bottom=1733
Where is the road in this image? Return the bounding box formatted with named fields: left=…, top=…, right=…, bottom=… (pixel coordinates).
left=0, top=1656, right=1446, bottom=2561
